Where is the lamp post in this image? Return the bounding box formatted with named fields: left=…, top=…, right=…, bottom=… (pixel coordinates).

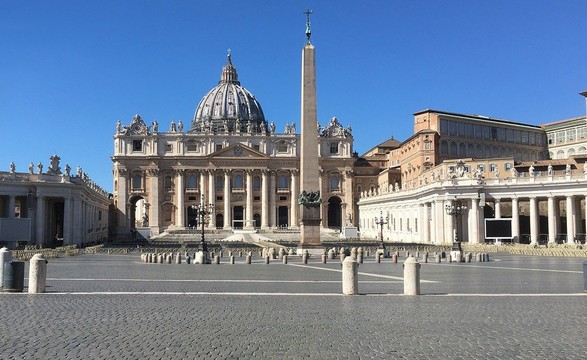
left=445, top=197, right=467, bottom=250
left=374, top=211, right=389, bottom=257
left=191, top=194, right=214, bottom=262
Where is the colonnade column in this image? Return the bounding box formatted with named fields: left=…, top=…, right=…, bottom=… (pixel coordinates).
left=420, top=203, right=430, bottom=243
left=290, top=170, right=298, bottom=228
left=547, top=196, right=556, bottom=244
left=8, top=195, right=16, bottom=218
left=494, top=199, right=501, bottom=219
left=511, top=197, right=520, bottom=242
left=63, top=196, right=72, bottom=245
left=73, top=197, right=82, bottom=244
left=35, top=195, right=45, bottom=247
left=261, top=170, right=268, bottom=228
left=468, top=198, right=479, bottom=244
left=434, top=200, right=445, bottom=244
left=207, top=171, right=216, bottom=228
left=566, top=195, right=575, bottom=244
left=117, top=169, right=128, bottom=232
left=529, top=197, right=538, bottom=245
left=223, top=170, right=231, bottom=230
left=176, top=170, right=184, bottom=228
left=245, top=170, right=253, bottom=229
left=147, top=169, right=160, bottom=234
left=269, top=171, right=276, bottom=228
left=430, top=200, right=437, bottom=244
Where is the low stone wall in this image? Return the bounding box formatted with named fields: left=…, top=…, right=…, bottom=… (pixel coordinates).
left=11, top=245, right=81, bottom=261
left=462, top=243, right=587, bottom=257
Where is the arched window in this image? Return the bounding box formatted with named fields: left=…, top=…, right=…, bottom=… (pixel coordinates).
left=278, top=174, right=288, bottom=189
left=132, top=174, right=142, bottom=189
left=233, top=173, right=244, bottom=189
left=330, top=175, right=340, bottom=191
left=567, top=148, right=576, bottom=158
left=164, top=175, right=174, bottom=191
left=187, top=175, right=198, bottom=189
left=556, top=150, right=564, bottom=159
left=440, top=141, right=448, bottom=155
left=449, top=142, right=457, bottom=156
left=578, top=147, right=586, bottom=155
left=458, top=143, right=466, bottom=157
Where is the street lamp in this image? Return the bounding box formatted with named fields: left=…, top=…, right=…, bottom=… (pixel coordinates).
left=445, top=197, right=467, bottom=250
left=191, top=194, right=214, bottom=262
left=374, top=211, right=389, bottom=257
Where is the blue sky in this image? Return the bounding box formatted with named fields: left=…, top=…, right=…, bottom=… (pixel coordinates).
left=1, top=1, right=586, bottom=191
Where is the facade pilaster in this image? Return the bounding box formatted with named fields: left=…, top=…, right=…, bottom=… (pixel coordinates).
left=63, top=196, right=72, bottom=245
left=223, top=170, right=231, bottom=229
left=494, top=198, right=501, bottom=219
left=290, top=170, right=299, bottom=228
left=117, top=168, right=128, bottom=232
left=72, top=197, right=83, bottom=243
left=207, top=170, right=216, bottom=228
left=269, top=170, right=276, bottom=228
left=261, top=170, right=268, bottom=228
left=420, top=203, right=430, bottom=243
left=176, top=170, right=185, bottom=228
left=246, top=170, right=253, bottom=228
left=435, top=200, right=445, bottom=244
left=468, top=198, right=480, bottom=244
left=147, top=169, right=160, bottom=234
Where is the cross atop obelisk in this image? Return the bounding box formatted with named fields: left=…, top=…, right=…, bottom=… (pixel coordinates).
left=298, top=9, right=323, bottom=253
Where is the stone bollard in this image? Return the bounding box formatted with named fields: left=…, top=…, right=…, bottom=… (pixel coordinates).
left=391, top=253, right=398, bottom=264
left=476, top=253, right=482, bottom=262
left=158, top=254, right=164, bottom=264
left=302, top=251, right=309, bottom=264
left=2, top=247, right=13, bottom=288
left=339, top=248, right=346, bottom=263
left=403, top=257, right=421, bottom=295
left=350, top=247, right=358, bottom=260
left=342, top=257, right=359, bottom=295
left=288, top=248, right=295, bottom=256
left=455, top=252, right=462, bottom=263
left=321, top=254, right=327, bottom=264
left=405, top=251, right=410, bottom=258
left=245, top=254, right=252, bottom=264
left=194, top=251, right=205, bottom=264
left=269, top=248, right=276, bottom=259
left=228, top=251, right=233, bottom=257
left=376, top=252, right=381, bottom=263
left=265, top=256, right=270, bottom=264
left=422, top=253, right=428, bottom=263
left=366, top=249, right=370, bottom=257
left=166, top=255, right=172, bottom=264
left=279, top=248, right=286, bottom=259
left=446, top=253, right=452, bottom=263
left=435, top=254, right=441, bottom=263
left=214, top=255, right=220, bottom=264
left=230, top=255, right=235, bottom=264
left=176, top=253, right=181, bottom=264
left=328, top=248, right=335, bottom=260
left=483, top=253, right=490, bottom=262
left=28, top=254, right=48, bottom=294
left=186, top=255, right=191, bottom=264
left=415, top=250, right=420, bottom=258
left=465, top=253, right=472, bottom=263
left=239, top=251, right=243, bottom=257
left=219, top=251, right=224, bottom=258
left=357, top=248, right=364, bottom=264
left=283, top=255, right=288, bottom=264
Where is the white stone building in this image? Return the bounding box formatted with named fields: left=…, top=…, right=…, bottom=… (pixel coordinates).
left=0, top=155, right=110, bottom=249
left=111, top=53, right=356, bottom=237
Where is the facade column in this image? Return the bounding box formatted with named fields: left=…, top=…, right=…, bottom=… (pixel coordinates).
left=566, top=195, right=575, bottom=244
left=430, top=200, right=437, bottom=244
left=207, top=171, right=216, bottom=228
left=245, top=170, right=253, bottom=228
left=445, top=201, right=454, bottom=244
left=147, top=169, right=160, bottom=235
left=290, top=170, right=298, bottom=228
left=494, top=198, right=501, bottom=219
left=223, top=170, right=231, bottom=229
left=529, top=197, right=539, bottom=245
left=468, top=198, right=479, bottom=244
left=511, top=197, right=520, bottom=242
left=435, top=199, right=445, bottom=244
left=35, top=195, right=45, bottom=247
left=199, top=171, right=207, bottom=202
left=269, top=170, right=276, bottom=228
left=72, top=197, right=82, bottom=244
left=547, top=196, right=556, bottom=244
left=176, top=170, right=185, bottom=228
left=261, top=170, right=268, bottom=228
left=420, top=203, right=430, bottom=243
left=63, top=196, right=72, bottom=245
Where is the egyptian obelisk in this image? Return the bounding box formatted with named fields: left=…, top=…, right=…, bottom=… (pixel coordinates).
left=298, top=10, right=323, bottom=253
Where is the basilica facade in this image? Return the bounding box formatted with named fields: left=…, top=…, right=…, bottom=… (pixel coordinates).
left=112, top=54, right=356, bottom=237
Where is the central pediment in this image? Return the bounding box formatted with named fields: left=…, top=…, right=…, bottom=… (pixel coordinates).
left=209, top=143, right=269, bottom=159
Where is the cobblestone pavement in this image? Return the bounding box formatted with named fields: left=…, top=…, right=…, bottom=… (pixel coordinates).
left=1, top=253, right=585, bottom=359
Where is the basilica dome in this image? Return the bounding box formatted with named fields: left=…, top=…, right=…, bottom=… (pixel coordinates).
left=190, top=53, right=266, bottom=133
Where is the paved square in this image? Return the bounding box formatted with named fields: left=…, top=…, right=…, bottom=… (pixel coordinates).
left=1, top=252, right=585, bottom=359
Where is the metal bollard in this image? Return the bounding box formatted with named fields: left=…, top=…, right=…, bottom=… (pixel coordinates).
left=283, top=255, right=288, bottom=264
left=245, top=255, right=252, bottom=264
left=28, top=254, right=48, bottom=294
left=403, top=257, right=421, bottom=295
left=342, top=257, right=359, bottom=295
left=3, top=261, right=25, bottom=292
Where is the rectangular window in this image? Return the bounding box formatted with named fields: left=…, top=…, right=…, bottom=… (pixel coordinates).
left=567, top=129, right=576, bottom=142
left=477, top=164, right=485, bottom=172
left=279, top=196, right=287, bottom=201
left=505, top=163, right=512, bottom=170
left=187, top=143, right=197, bottom=152
left=132, top=140, right=142, bottom=151
left=490, top=163, right=497, bottom=172
left=330, top=142, right=339, bottom=154
left=253, top=144, right=260, bottom=151
left=424, top=142, right=431, bottom=150
left=215, top=144, right=223, bottom=151
left=277, top=144, right=288, bottom=153
left=555, top=130, right=564, bottom=144
left=577, top=126, right=586, bottom=140
left=165, top=143, right=173, bottom=153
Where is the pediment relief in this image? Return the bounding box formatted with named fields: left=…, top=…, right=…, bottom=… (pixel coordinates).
left=210, top=143, right=269, bottom=159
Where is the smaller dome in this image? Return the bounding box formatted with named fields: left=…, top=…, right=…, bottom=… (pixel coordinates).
left=190, top=53, right=266, bottom=133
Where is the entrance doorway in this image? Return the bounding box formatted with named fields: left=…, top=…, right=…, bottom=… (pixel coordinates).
left=233, top=206, right=244, bottom=229
left=327, top=196, right=342, bottom=230
left=278, top=206, right=288, bottom=228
